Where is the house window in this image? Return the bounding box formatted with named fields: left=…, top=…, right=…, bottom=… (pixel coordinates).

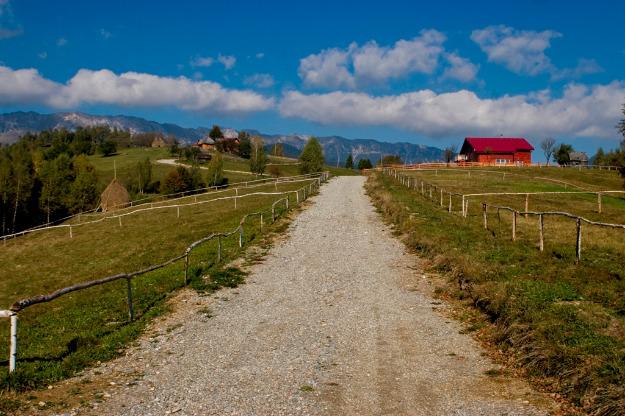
left=495, top=159, right=508, bottom=164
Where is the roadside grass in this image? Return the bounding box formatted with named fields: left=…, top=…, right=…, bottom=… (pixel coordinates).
left=367, top=172, right=625, bottom=415
left=0, top=179, right=315, bottom=391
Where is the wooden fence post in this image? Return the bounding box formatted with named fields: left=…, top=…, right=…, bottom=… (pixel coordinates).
left=525, top=194, right=529, bottom=218
left=482, top=203, right=488, bottom=229
left=461, top=196, right=466, bottom=218
left=576, top=218, right=582, bottom=263
left=448, top=193, right=452, bottom=213
left=118, top=216, right=122, bottom=227
left=429, top=186, right=433, bottom=199
left=126, top=277, right=134, bottom=322
left=184, top=253, right=189, bottom=285
left=260, top=213, right=264, bottom=232
left=421, top=182, right=424, bottom=195
left=217, top=236, right=222, bottom=263
left=440, top=189, right=444, bottom=207
left=9, top=312, right=17, bottom=373
left=239, top=226, right=244, bottom=248
left=538, top=214, right=544, bottom=252
left=69, top=225, right=73, bottom=239
left=512, top=211, right=517, bottom=241
left=177, top=206, right=180, bottom=218
left=597, top=193, right=602, bottom=214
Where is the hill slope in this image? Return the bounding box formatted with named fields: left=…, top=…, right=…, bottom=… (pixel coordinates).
left=0, top=111, right=444, bottom=165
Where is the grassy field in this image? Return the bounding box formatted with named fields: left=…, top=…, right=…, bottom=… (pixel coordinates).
left=0, top=177, right=318, bottom=392
left=368, top=170, right=625, bottom=415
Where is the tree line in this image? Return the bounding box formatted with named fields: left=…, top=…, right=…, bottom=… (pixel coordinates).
left=0, top=127, right=132, bottom=234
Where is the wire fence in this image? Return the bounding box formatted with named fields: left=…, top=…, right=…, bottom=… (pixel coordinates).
left=0, top=172, right=329, bottom=374
left=383, top=168, right=625, bottom=264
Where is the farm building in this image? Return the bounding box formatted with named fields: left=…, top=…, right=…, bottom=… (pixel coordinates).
left=568, top=151, right=589, bottom=166
left=458, top=137, right=534, bottom=165
left=193, top=137, right=215, bottom=151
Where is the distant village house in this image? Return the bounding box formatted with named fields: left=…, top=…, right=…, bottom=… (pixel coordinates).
left=458, top=137, right=534, bottom=165
left=568, top=151, right=589, bottom=166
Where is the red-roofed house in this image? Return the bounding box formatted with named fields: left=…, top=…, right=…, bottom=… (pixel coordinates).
left=458, top=137, right=534, bottom=165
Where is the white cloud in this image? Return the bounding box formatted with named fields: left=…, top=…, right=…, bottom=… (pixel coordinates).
left=56, top=37, right=67, bottom=47
left=217, top=54, right=236, bottom=70
left=0, top=66, right=275, bottom=114
left=471, top=25, right=602, bottom=80
left=298, top=46, right=355, bottom=89
left=471, top=25, right=560, bottom=76
left=279, top=81, right=625, bottom=139
left=256, top=52, right=265, bottom=59
left=0, top=0, right=21, bottom=39
left=99, top=29, right=112, bottom=39
left=244, top=73, right=275, bottom=88
left=441, top=53, right=479, bottom=82
left=190, top=56, right=214, bottom=67
left=298, top=29, right=447, bottom=89
left=37, top=51, right=47, bottom=59
left=551, top=58, right=603, bottom=80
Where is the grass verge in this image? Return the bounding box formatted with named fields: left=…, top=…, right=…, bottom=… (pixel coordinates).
left=366, top=172, right=625, bottom=416
left=0, top=179, right=319, bottom=395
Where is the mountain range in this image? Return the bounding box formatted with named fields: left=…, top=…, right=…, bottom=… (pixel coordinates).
left=0, top=111, right=444, bottom=165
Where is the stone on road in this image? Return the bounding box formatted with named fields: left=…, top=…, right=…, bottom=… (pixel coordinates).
left=85, top=176, right=551, bottom=415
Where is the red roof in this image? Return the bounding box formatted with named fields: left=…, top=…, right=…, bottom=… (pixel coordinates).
left=463, top=137, right=534, bottom=153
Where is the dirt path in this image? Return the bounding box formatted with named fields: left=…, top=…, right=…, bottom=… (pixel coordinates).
left=72, top=176, right=552, bottom=415
left=156, top=158, right=262, bottom=176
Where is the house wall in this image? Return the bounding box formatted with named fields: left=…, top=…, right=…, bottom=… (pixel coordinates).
left=472, top=151, right=532, bottom=164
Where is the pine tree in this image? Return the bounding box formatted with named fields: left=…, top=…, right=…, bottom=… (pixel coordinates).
left=299, top=137, right=325, bottom=174
left=345, top=153, right=354, bottom=169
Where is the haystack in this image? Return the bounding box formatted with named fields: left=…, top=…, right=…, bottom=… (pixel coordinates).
left=100, top=178, right=131, bottom=212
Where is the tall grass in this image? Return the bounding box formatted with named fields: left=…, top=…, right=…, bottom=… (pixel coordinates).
left=367, top=172, right=625, bottom=415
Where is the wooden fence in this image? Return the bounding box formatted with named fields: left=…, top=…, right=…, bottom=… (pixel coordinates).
left=383, top=168, right=625, bottom=263
left=1, top=173, right=325, bottom=243
left=0, top=172, right=329, bottom=374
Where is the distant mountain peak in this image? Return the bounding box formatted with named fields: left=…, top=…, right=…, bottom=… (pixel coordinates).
left=0, top=110, right=444, bottom=164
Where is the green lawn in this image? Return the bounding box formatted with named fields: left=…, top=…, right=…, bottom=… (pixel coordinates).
left=0, top=178, right=319, bottom=391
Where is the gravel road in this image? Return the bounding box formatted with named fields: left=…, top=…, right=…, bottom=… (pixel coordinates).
left=77, top=176, right=552, bottom=415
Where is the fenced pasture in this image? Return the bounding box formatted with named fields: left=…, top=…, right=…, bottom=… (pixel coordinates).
left=386, top=167, right=625, bottom=268
left=0, top=173, right=327, bottom=388
left=2, top=173, right=323, bottom=241
left=369, top=171, right=625, bottom=413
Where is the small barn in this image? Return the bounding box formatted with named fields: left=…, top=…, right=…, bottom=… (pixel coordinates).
left=193, top=137, right=215, bottom=151
left=151, top=137, right=167, bottom=148
left=568, top=151, right=589, bottom=166
left=100, top=178, right=131, bottom=212
left=459, top=137, right=534, bottom=165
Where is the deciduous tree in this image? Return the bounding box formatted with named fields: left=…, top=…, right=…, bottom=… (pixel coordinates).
left=299, top=137, right=325, bottom=174
left=540, top=138, right=556, bottom=165
left=250, top=137, right=267, bottom=175
left=205, top=151, right=224, bottom=187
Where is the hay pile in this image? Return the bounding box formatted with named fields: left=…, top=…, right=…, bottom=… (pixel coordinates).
left=100, top=178, right=131, bottom=212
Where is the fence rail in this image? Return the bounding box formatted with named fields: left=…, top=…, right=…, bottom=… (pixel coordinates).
left=1, top=172, right=329, bottom=374
left=1, top=173, right=325, bottom=243
left=382, top=168, right=625, bottom=265
left=1, top=173, right=323, bottom=240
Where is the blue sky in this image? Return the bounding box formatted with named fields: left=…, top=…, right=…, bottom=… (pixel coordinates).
left=1, top=0, right=624, bottom=158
